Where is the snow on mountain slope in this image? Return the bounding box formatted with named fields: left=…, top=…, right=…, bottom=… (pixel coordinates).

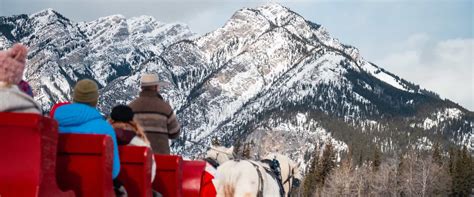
left=1, top=10, right=194, bottom=112
left=1, top=4, right=472, bottom=165
left=172, top=4, right=472, bottom=157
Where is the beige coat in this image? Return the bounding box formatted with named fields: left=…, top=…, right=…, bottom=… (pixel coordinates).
left=128, top=90, right=180, bottom=154
left=0, top=85, right=41, bottom=114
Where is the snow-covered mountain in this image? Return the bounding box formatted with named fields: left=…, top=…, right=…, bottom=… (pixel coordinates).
left=1, top=4, right=472, bottom=167
left=0, top=8, right=194, bottom=110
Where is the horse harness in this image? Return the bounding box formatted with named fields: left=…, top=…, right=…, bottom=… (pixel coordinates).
left=203, top=148, right=227, bottom=168
left=203, top=145, right=235, bottom=168
left=205, top=153, right=300, bottom=197
left=204, top=157, right=220, bottom=168
left=248, top=159, right=286, bottom=197
left=248, top=161, right=266, bottom=197
left=282, top=162, right=300, bottom=195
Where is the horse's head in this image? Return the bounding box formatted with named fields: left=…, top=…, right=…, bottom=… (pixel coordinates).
left=206, top=145, right=234, bottom=165
left=263, top=153, right=302, bottom=196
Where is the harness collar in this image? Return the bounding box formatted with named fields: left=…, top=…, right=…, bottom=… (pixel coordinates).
left=204, top=157, right=220, bottom=168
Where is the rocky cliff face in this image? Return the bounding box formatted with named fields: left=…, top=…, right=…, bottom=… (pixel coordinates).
left=1, top=4, right=472, bottom=168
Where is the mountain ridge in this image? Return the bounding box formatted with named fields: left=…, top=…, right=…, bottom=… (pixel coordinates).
left=1, top=4, right=472, bottom=167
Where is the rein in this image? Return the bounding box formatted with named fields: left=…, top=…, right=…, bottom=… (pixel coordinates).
left=282, top=163, right=295, bottom=196
left=247, top=158, right=298, bottom=197
left=248, top=161, right=265, bottom=197
left=261, top=159, right=285, bottom=197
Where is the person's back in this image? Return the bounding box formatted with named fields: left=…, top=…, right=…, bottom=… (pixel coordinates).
left=0, top=44, right=41, bottom=114
left=128, top=74, right=180, bottom=154
left=109, top=105, right=157, bottom=182
left=0, top=85, right=41, bottom=114
left=53, top=79, right=120, bottom=179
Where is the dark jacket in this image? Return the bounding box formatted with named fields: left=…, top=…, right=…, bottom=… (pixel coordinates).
left=111, top=123, right=156, bottom=182
left=114, top=128, right=137, bottom=145
left=128, top=90, right=180, bottom=154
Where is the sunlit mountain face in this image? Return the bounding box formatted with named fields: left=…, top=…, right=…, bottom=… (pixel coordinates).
left=1, top=4, right=472, bottom=168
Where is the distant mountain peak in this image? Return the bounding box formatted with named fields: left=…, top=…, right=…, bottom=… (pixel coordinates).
left=255, top=3, right=295, bottom=24
left=227, top=3, right=297, bottom=28
left=31, top=8, right=56, bottom=16
left=30, top=8, right=70, bottom=23
left=1, top=6, right=472, bottom=165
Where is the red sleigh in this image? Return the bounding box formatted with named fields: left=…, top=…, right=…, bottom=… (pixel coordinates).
left=0, top=113, right=211, bottom=197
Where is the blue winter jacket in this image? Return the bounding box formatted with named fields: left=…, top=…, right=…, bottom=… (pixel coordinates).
left=54, top=103, right=120, bottom=179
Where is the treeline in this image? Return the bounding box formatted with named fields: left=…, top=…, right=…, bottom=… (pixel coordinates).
left=297, top=142, right=474, bottom=197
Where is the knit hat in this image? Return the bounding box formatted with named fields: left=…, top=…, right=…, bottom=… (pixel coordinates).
left=0, top=44, right=27, bottom=85
left=140, top=73, right=159, bottom=87
left=110, top=105, right=134, bottom=122
left=73, top=79, right=99, bottom=107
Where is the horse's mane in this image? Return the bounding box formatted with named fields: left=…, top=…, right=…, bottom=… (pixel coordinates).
left=205, top=145, right=234, bottom=164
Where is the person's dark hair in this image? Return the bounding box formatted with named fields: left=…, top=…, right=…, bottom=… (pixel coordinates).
left=110, top=105, right=134, bottom=122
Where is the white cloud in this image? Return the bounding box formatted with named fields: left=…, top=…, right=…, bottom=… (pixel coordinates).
left=375, top=34, right=474, bottom=111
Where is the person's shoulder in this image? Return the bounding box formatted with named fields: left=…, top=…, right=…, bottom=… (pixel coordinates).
left=88, top=118, right=115, bottom=133
left=128, top=96, right=147, bottom=109
left=54, top=103, right=101, bottom=124
left=59, top=103, right=93, bottom=111
left=128, top=97, right=139, bottom=105
left=157, top=99, right=173, bottom=113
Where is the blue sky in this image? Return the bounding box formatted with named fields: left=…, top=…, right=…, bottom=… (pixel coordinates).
left=1, top=0, right=473, bottom=110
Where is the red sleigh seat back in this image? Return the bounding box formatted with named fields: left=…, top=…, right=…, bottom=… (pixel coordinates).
left=0, top=112, right=74, bottom=197
left=117, top=146, right=153, bottom=197
left=56, top=133, right=114, bottom=197
left=182, top=160, right=206, bottom=197
left=153, top=155, right=183, bottom=197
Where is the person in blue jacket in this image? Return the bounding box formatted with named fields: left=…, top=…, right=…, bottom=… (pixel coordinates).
left=53, top=79, right=120, bottom=179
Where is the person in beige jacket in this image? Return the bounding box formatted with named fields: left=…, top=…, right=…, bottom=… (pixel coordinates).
left=0, top=44, right=41, bottom=114
left=128, top=74, right=181, bottom=154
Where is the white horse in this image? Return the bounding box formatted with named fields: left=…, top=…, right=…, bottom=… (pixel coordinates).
left=215, top=153, right=301, bottom=197
left=205, top=145, right=234, bottom=165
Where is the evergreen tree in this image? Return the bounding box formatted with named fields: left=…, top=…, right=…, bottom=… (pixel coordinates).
left=357, top=149, right=364, bottom=167
left=432, top=142, right=443, bottom=166
left=242, top=142, right=251, bottom=159
left=450, top=146, right=474, bottom=196
left=211, top=136, right=221, bottom=146
left=372, top=145, right=381, bottom=172
left=448, top=147, right=456, bottom=176
left=318, top=141, right=336, bottom=188
left=233, top=140, right=242, bottom=158
left=303, top=147, right=320, bottom=197
left=396, top=153, right=405, bottom=196
left=448, top=147, right=457, bottom=195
